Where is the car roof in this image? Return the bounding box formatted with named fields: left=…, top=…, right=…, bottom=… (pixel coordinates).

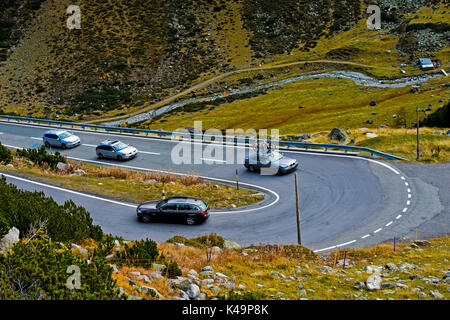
left=44, top=129, right=68, bottom=135
left=167, top=197, right=204, bottom=205
left=99, top=140, right=122, bottom=146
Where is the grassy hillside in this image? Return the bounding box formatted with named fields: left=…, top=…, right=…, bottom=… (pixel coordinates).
left=1, top=0, right=428, bottom=121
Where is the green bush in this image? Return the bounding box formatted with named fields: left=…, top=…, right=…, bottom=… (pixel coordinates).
left=0, top=176, right=103, bottom=242
left=0, top=142, right=12, bottom=165
left=0, top=215, right=10, bottom=239
left=422, top=102, right=450, bottom=128
left=162, top=260, right=182, bottom=279
left=166, top=233, right=226, bottom=249
left=16, top=145, right=66, bottom=170
left=114, top=238, right=159, bottom=268
left=0, top=235, right=124, bottom=300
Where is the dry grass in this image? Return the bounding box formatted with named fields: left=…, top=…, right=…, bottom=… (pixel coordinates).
left=1, top=154, right=262, bottom=208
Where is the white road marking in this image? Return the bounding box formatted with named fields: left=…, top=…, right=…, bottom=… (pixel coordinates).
left=31, top=137, right=41, bottom=140
left=361, top=234, right=370, bottom=239
left=396, top=215, right=402, bottom=220
left=313, top=240, right=357, bottom=253
left=407, top=200, right=411, bottom=205
left=386, top=221, right=393, bottom=227
left=201, top=158, right=227, bottom=163
left=2, top=143, right=281, bottom=214
left=2, top=121, right=416, bottom=252
left=407, top=188, right=411, bottom=193
left=403, top=208, right=408, bottom=213
left=405, top=182, right=409, bottom=186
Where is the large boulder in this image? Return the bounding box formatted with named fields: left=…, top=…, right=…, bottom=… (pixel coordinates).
left=0, top=227, right=20, bottom=252
left=56, top=162, right=68, bottom=172
left=328, top=128, right=349, bottom=143
left=186, top=284, right=200, bottom=299
left=365, top=273, right=382, bottom=290
left=223, top=240, right=241, bottom=250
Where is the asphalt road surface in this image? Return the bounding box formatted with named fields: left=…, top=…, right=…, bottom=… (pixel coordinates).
left=0, top=121, right=447, bottom=252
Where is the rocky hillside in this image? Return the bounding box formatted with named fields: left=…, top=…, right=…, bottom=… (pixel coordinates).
left=3, top=0, right=445, bottom=121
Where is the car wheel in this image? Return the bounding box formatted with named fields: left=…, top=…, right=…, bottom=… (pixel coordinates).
left=98, top=153, right=104, bottom=159
left=44, top=142, right=50, bottom=148
left=140, top=215, right=151, bottom=223
left=62, top=143, right=67, bottom=150
left=117, top=155, right=123, bottom=161
left=186, top=217, right=195, bottom=225
left=248, top=165, right=256, bottom=172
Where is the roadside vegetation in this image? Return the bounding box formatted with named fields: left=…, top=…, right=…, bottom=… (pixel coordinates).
left=0, top=172, right=448, bottom=300
left=0, top=145, right=263, bottom=209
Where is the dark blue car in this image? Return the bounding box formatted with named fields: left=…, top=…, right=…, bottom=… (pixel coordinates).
left=244, top=151, right=298, bottom=175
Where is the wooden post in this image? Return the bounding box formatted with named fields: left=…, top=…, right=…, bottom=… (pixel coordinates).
left=333, top=246, right=338, bottom=269
left=343, top=251, right=347, bottom=270
left=295, top=173, right=301, bottom=245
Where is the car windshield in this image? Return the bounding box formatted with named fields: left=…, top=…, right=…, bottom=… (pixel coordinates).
left=58, top=132, right=72, bottom=139
left=198, top=200, right=208, bottom=211
left=113, top=142, right=128, bottom=151
left=157, top=200, right=167, bottom=208
left=268, top=152, right=283, bottom=161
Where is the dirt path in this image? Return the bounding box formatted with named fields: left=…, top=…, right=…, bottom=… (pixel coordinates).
left=84, top=60, right=396, bottom=125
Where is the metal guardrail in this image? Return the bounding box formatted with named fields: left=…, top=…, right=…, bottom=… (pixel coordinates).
left=0, top=115, right=407, bottom=160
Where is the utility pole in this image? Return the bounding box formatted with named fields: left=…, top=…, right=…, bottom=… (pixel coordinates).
left=295, top=173, right=301, bottom=245
left=416, top=106, right=420, bottom=160
left=416, top=105, right=431, bottom=160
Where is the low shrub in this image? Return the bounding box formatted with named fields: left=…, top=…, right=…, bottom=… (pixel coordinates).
left=114, top=238, right=159, bottom=268
left=0, top=176, right=103, bottom=242
left=161, top=260, right=182, bottom=279
left=166, top=233, right=226, bottom=249
left=0, top=142, right=12, bottom=165
left=0, top=235, right=123, bottom=300
left=16, top=145, right=66, bottom=170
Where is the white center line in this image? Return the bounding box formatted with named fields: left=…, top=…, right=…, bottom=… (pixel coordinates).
left=361, top=234, right=370, bottom=239
left=403, top=208, right=408, bottom=213
left=396, top=215, right=402, bottom=220
left=31, top=137, right=41, bottom=140
left=405, top=182, right=409, bottom=186
left=386, top=221, right=393, bottom=227
left=401, top=176, right=406, bottom=180
left=408, top=194, right=412, bottom=199
left=201, top=158, right=227, bottom=163
left=407, top=200, right=411, bottom=205
left=374, top=228, right=382, bottom=233
left=407, top=188, right=411, bottom=193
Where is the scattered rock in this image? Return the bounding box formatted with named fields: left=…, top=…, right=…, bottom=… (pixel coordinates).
left=370, top=101, right=377, bottom=106
left=429, top=290, right=443, bottom=299
left=381, top=283, right=394, bottom=289
left=364, top=132, right=378, bottom=138
left=365, top=273, right=382, bottom=291
left=413, top=240, right=431, bottom=247
left=186, top=284, right=200, bottom=299
left=56, top=162, right=68, bottom=172
left=418, top=292, right=427, bottom=299
left=0, top=227, right=20, bottom=252
left=328, top=128, right=349, bottom=143
left=353, top=282, right=366, bottom=290
left=384, top=263, right=399, bottom=271
left=223, top=240, right=241, bottom=249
